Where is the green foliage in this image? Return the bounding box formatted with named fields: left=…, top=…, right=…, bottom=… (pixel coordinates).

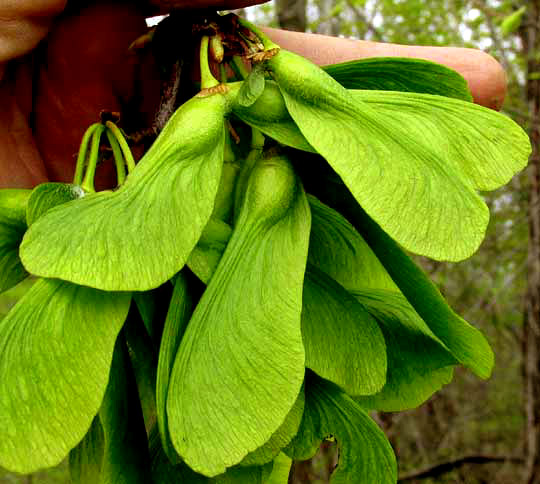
left=156, top=271, right=197, bottom=462
left=323, top=57, right=473, bottom=100
left=268, top=50, right=528, bottom=261
left=0, top=17, right=531, bottom=484
left=20, top=94, right=228, bottom=291
left=166, top=154, right=310, bottom=476
left=307, top=195, right=397, bottom=292
left=302, top=266, right=387, bottom=396
left=0, top=279, right=131, bottom=473
left=500, top=6, right=526, bottom=36
left=241, top=390, right=305, bottom=467
left=0, top=189, right=30, bottom=292
left=352, top=289, right=456, bottom=411
left=237, top=63, right=267, bottom=106
left=69, top=337, right=151, bottom=484
left=26, top=182, right=83, bottom=227
left=313, top=183, right=495, bottom=379
left=351, top=90, right=529, bottom=191
left=286, top=372, right=397, bottom=484
left=265, top=453, right=292, bottom=484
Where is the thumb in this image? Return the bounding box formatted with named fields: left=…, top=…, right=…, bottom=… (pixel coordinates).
left=0, top=0, right=67, bottom=77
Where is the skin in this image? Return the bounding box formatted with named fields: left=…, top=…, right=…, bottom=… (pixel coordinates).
left=0, top=0, right=507, bottom=189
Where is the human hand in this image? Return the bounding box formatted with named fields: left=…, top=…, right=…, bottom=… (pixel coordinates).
left=0, top=0, right=506, bottom=189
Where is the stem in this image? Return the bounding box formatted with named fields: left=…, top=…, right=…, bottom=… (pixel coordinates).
left=74, top=123, right=102, bottom=185
left=81, top=125, right=106, bottom=193
left=105, top=129, right=126, bottom=186
left=251, top=127, right=265, bottom=150
left=233, top=127, right=265, bottom=221
left=220, top=63, right=228, bottom=84
left=228, top=60, right=243, bottom=81
left=224, top=123, right=236, bottom=163
left=199, top=36, right=219, bottom=90
left=105, top=121, right=136, bottom=174
left=237, top=17, right=280, bottom=51
left=232, top=56, right=250, bottom=79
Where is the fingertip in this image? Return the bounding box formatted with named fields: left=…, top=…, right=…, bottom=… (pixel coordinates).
left=460, top=49, right=507, bottom=110
left=262, top=28, right=507, bottom=110
left=0, top=0, right=68, bottom=62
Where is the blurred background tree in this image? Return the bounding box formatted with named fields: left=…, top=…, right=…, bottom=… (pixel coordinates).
left=2, top=1, right=537, bottom=483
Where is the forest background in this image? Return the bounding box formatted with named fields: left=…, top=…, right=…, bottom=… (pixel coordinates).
left=1, top=0, right=538, bottom=483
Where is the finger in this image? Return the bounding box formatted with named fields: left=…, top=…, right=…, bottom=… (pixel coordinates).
left=33, top=1, right=159, bottom=187
left=263, top=27, right=506, bottom=110
left=0, top=60, right=49, bottom=188
left=0, top=0, right=67, bottom=68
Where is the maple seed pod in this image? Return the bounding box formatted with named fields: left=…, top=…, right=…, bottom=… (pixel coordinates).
left=241, top=154, right=297, bottom=223
left=20, top=92, right=230, bottom=292
left=229, top=80, right=314, bottom=152
left=232, top=81, right=289, bottom=124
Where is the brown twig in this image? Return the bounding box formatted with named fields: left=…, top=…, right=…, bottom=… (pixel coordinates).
left=398, top=454, right=523, bottom=482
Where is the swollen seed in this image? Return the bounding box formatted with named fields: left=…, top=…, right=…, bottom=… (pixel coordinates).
left=228, top=81, right=315, bottom=152
left=241, top=154, right=297, bottom=223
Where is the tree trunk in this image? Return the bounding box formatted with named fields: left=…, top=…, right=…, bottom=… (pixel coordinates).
left=316, top=0, right=336, bottom=35
left=276, top=0, right=307, bottom=32
left=521, top=2, right=540, bottom=483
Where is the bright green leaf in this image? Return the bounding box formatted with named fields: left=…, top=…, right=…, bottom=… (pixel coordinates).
left=500, top=6, right=526, bottom=36
left=0, top=189, right=30, bottom=293
left=323, top=57, right=472, bottom=101
left=354, top=205, right=494, bottom=378
left=235, top=77, right=529, bottom=199
left=285, top=372, right=397, bottom=484
left=167, top=155, right=311, bottom=476
left=133, top=291, right=158, bottom=341
left=0, top=279, right=131, bottom=473
left=150, top=427, right=273, bottom=483
left=306, top=196, right=456, bottom=408
left=303, top=266, right=386, bottom=396
left=124, top=304, right=158, bottom=432
left=237, top=63, right=266, bottom=107
left=21, top=93, right=228, bottom=291
left=156, top=271, right=198, bottom=462
left=26, top=182, right=83, bottom=227
left=187, top=218, right=233, bottom=284
left=352, top=90, right=530, bottom=191
left=352, top=289, right=457, bottom=411
left=321, top=190, right=494, bottom=379
left=265, top=453, right=292, bottom=484
left=268, top=49, right=528, bottom=261
left=241, top=389, right=305, bottom=467
left=69, top=336, right=151, bottom=484
left=231, top=81, right=315, bottom=152
left=308, top=195, right=397, bottom=292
